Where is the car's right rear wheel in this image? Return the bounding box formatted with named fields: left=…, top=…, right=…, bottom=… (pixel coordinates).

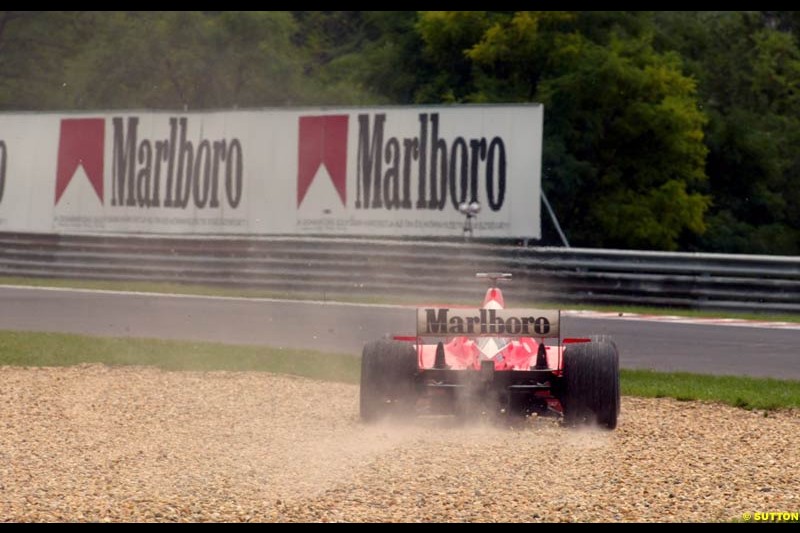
left=359, top=339, right=418, bottom=422
left=561, top=335, right=620, bottom=429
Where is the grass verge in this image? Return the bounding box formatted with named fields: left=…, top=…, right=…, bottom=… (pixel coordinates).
left=2, top=330, right=799, bottom=411
left=621, top=369, right=800, bottom=411
left=0, top=331, right=361, bottom=384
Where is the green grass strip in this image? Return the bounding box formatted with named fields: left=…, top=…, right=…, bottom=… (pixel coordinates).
left=621, top=368, right=800, bottom=411
left=0, top=330, right=361, bottom=384
left=2, top=330, right=799, bottom=411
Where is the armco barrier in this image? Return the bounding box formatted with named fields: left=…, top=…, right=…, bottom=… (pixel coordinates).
left=0, top=232, right=798, bottom=314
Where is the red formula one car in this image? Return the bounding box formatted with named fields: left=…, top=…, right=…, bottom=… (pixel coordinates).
left=360, top=273, right=620, bottom=429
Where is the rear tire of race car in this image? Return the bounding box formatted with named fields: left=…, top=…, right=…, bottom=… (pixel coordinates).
left=359, top=339, right=418, bottom=423
left=561, top=335, right=620, bottom=430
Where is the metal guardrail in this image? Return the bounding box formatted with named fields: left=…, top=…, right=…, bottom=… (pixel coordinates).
left=1, top=231, right=799, bottom=314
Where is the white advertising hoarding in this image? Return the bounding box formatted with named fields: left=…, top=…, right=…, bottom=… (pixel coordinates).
left=0, top=105, right=543, bottom=238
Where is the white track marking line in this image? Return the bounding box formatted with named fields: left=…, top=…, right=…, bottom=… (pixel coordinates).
left=3, top=284, right=799, bottom=330
left=0, top=284, right=410, bottom=309
left=561, top=310, right=800, bottom=330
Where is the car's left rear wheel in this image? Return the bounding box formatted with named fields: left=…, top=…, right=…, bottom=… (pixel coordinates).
left=359, top=339, right=418, bottom=422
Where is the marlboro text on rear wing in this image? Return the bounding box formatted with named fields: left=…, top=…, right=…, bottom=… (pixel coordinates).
left=416, top=308, right=560, bottom=338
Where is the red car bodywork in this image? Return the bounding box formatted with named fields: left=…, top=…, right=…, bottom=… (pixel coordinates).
left=399, top=278, right=583, bottom=417
left=361, top=272, right=620, bottom=428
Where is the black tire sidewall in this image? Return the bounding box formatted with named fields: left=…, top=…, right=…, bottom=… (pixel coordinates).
left=359, top=339, right=418, bottom=422
left=562, top=336, right=620, bottom=429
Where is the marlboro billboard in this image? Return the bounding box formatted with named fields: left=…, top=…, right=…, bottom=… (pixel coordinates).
left=0, top=105, right=543, bottom=238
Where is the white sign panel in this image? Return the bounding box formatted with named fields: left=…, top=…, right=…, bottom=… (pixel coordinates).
left=0, top=105, right=544, bottom=238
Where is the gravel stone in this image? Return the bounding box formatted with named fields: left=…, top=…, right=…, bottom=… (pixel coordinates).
left=1, top=364, right=797, bottom=522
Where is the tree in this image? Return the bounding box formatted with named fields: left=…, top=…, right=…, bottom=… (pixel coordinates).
left=417, top=11, right=710, bottom=250
left=0, top=11, right=88, bottom=110
left=65, top=11, right=306, bottom=110
left=414, top=11, right=495, bottom=103
left=654, top=11, right=800, bottom=254
left=292, top=11, right=425, bottom=105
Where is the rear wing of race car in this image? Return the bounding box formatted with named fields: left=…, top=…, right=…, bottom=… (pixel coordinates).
left=416, top=307, right=560, bottom=339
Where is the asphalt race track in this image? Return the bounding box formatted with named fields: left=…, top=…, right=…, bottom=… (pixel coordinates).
left=1, top=285, right=798, bottom=380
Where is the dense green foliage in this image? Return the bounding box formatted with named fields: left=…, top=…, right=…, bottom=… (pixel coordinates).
left=1, top=11, right=798, bottom=253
